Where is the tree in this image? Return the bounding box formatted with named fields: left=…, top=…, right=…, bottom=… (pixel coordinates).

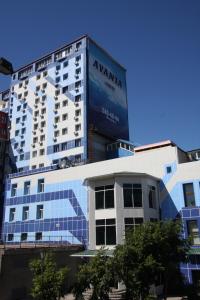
left=73, top=249, right=115, bottom=300
left=113, top=220, right=190, bottom=300
left=29, top=251, right=69, bottom=300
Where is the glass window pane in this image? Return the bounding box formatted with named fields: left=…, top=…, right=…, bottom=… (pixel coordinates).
left=183, top=183, right=195, bottom=207
left=105, top=190, right=114, bottom=209
left=95, top=191, right=104, bottom=209
left=124, top=189, right=133, bottom=207
left=106, top=226, right=116, bottom=245
left=133, top=189, right=142, bottom=207
left=96, top=226, right=105, bottom=245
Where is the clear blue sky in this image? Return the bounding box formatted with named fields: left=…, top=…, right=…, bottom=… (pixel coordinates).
left=0, top=0, right=199, bottom=150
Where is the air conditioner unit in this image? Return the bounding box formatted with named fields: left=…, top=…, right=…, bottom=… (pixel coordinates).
left=74, top=132, right=79, bottom=136
left=53, top=124, right=57, bottom=128
left=74, top=117, right=79, bottom=121
left=31, top=144, right=35, bottom=148
left=75, top=62, right=79, bottom=66
left=34, top=92, right=38, bottom=96
left=32, top=130, right=36, bottom=134
left=34, top=104, right=38, bottom=108
left=23, top=109, right=26, bottom=113
left=53, top=138, right=57, bottom=142
left=75, top=75, right=79, bottom=79
left=75, top=48, right=78, bottom=52
left=39, top=142, right=43, bottom=146
left=75, top=88, right=79, bottom=93
left=41, top=89, right=45, bottom=93
left=40, top=115, right=44, bottom=119
left=41, top=102, right=45, bottom=106
left=75, top=102, right=79, bottom=107
left=53, top=109, right=58, bottom=113
left=54, top=96, right=58, bottom=100
left=55, top=70, right=59, bottom=75
left=34, top=117, right=37, bottom=121
left=40, top=128, right=44, bottom=132
left=21, top=135, right=24, bottom=138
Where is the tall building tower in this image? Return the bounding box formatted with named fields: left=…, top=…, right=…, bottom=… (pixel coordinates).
left=7, top=35, right=129, bottom=173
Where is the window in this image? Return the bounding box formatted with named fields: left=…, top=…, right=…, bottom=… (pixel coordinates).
left=62, top=113, right=68, bottom=121
left=16, top=117, right=20, bottom=124
left=36, top=85, right=40, bottom=91
left=11, top=184, right=17, bottom=197
left=24, top=91, right=28, bottom=97
left=63, top=61, right=68, bottom=68
left=19, top=82, right=23, bottom=88
left=34, top=123, right=38, bottom=130
left=183, top=183, right=195, bottom=207
left=33, top=137, right=38, bottom=143
left=76, top=67, right=81, bottom=75
left=21, top=233, right=27, bottom=241
left=9, top=208, right=16, bottom=222
left=187, top=220, right=200, bottom=245
left=40, top=135, right=45, bottom=141
left=75, top=124, right=81, bottom=131
left=41, top=121, right=46, bottom=128
left=53, top=144, right=60, bottom=153
left=19, top=154, right=24, bottom=161
left=63, top=73, right=68, bottom=80
left=54, top=130, right=59, bottom=137
left=18, top=94, right=22, bottom=99
left=124, top=218, right=143, bottom=233
left=55, top=103, right=60, bottom=110
left=166, top=166, right=172, bottom=174
left=36, top=204, right=44, bottom=219
left=39, top=149, right=45, bottom=156
left=15, top=130, right=19, bottom=136
left=75, top=154, right=81, bottom=162
left=39, top=163, right=44, bottom=168
left=17, top=105, right=21, bottom=111
left=63, top=86, right=68, bottom=93
left=36, top=74, right=41, bottom=80
left=14, top=143, right=18, bottom=149
left=61, top=142, right=68, bottom=151
left=36, top=232, right=42, bottom=241
left=22, top=206, right=29, bottom=220
left=24, top=181, right=30, bottom=195
left=55, top=89, right=60, bottom=96
left=62, top=128, right=68, bottom=135
left=95, top=185, right=114, bottom=209
left=43, top=71, right=47, bottom=77
left=42, top=95, right=46, bottom=101
left=7, top=234, right=14, bottom=241
left=75, top=109, right=81, bottom=117
left=75, top=139, right=81, bottom=147
left=123, top=184, right=142, bottom=208
left=35, top=98, right=39, bottom=104
left=75, top=55, right=81, bottom=62
left=22, top=115, right=27, bottom=122
left=55, top=77, right=60, bottom=83
left=21, top=141, right=25, bottom=147
left=41, top=108, right=46, bottom=114
left=62, top=100, right=68, bottom=107
left=75, top=81, right=81, bottom=89
left=32, top=165, right=37, bottom=169
left=54, top=116, right=60, bottom=123
left=32, top=151, right=37, bottom=158
left=96, top=219, right=116, bottom=245
left=21, top=128, right=26, bottom=134
left=148, top=186, right=156, bottom=209
left=42, top=83, right=47, bottom=89
left=38, top=179, right=44, bottom=193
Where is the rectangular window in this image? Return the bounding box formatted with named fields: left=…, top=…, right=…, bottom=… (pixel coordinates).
left=39, top=149, right=45, bottom=156
left=75, top=124, right=81, bottom=131
left=124, top=217, right=143, bottom=233
left=95, top=185, right=114, bottom=209
left=187, top=220, right=200, bottom=245
left=38, top=179, right=44, bottom=193
left=11, top=183, right=17, bottom=197
left=55, top=116, right=60, bottom=123
left=36, top=204, right=44, bottom=219
left=7, top=234, right=14, bottom=241
left=21, top=233, right=27, bottom=241
left=16, top=117, right=20, bottom=124
left=62, top=100, right=68, bottom=107
left=148, top=186, right=156, bottom=209
left=61, top=142, right=68, bottom=151
left=123, top=184, right=142, bottom=208
left=62, top=113, right=68, bottom=121
left=24, top=181, right=30, bottom=195
left=36, top=232, right=42, bottom=241
left=53, top=144, right=60, bottom=153
left=183, top=183, right=195, bottom=207
left=63, top=73, right=68, bottom=80
left=62, top=128, right=68, bottom=135
left=9, top=208, right=16, bottom=222
left=75, top=139, right=81, bottom=147
left=22, top=206, right=29, bottom=221
left=96, top=219, right=116, bottom=246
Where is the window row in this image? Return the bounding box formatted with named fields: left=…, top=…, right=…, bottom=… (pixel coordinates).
left=9, top=204, right=44, bottom=222
left=7, top=232, right=43, bottom=242
left=95, top=217, right=144, bottom=246
left=95, top=184, right=157, bottom=210
left=11, top=179, right=44, bottom=197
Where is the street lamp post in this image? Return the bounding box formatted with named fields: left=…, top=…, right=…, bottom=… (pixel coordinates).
left=0, top=57, right=13, bottom=75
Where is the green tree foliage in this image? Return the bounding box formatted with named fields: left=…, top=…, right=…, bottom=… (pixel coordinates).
left=113, top=220, right=190, bottom=300
left=29, top=251, right=69, bottom=300
left=73, top=249, right=115, bottom=300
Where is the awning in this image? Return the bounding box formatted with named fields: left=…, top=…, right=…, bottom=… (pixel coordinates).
left=71, top=249, right=114, bottom=257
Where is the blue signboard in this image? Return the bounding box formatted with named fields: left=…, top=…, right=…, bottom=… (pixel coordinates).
left=88, top=40, right=129, bottom=140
